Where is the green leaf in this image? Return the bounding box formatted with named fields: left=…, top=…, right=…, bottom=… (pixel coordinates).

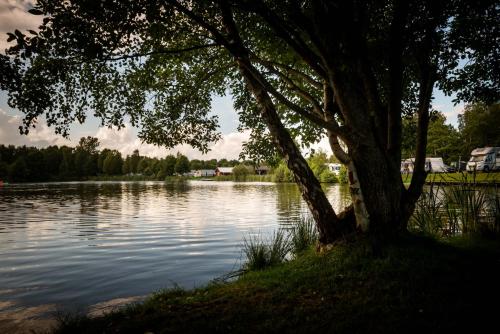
left=14, top=30, right=24, bottom=39
left=28, top=9, right=43, bottom=15
left=6, top=32, right=15, bottom=42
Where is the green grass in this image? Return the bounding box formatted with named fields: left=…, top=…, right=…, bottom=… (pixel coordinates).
left=290, top=216, right=318, bottom=255
left=54, top=235, right=500, bottom=334
left=402, top=172, right=500, bottom=184
left=242, top=229, right=290, bottom=270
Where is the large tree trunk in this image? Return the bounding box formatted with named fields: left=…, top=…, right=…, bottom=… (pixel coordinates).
left=348, top=142, right=406, bottom=237
left=328, top=131, right=406, bottom=238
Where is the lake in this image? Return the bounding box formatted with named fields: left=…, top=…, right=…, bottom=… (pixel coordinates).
left=0, top=181, right=350, bottom=324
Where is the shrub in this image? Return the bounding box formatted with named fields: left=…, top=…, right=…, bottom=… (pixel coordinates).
left=487, top=188, right=500, bottom=235
left=444, top=179, right=487, bottom=235
left=272, top=162, right=294, bottom=182
left=232, top=164, right=251, bottom=181
left=338, top=165, right=348, bottom=184
left=319, top=169, right=338, bottom=183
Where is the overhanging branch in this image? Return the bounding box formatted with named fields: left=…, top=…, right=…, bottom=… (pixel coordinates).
left=101, top=43, right=220, bottom=62
left=250, top=56, right=322, bottom=89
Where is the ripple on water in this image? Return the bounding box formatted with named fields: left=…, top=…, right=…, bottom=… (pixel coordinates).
left=0, top=181, right=351, bottom=326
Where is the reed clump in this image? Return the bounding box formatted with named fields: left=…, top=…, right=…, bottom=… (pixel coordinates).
left=242, top=216, right=321, bottom=271
left=242, top=230, right=290, bottom=271
left=410, top=172, right=499, bottom=238
left=289, top=216, right=318, bottom=255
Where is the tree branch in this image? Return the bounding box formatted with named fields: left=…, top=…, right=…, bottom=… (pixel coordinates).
left=407, top=64, right=437, bottom=202
left=247, top=0, right=328, bottom=79
left=249, top=56, right=322, bottom=89
left=262, top=78, right=343, bottom=135
left=250, top=54, right=324, bottom=116
left=387, top=0, right=409, bottom=162
left=101, top=43, right=220, bottom=62
left=165, top=0, right=231, bottom=47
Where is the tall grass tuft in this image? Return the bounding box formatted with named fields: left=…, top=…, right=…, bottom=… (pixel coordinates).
left=290, top=216, right=318, bottom=255
left=268, top=229, right=291, bottom=265
left=413, top=172, right=499, bottom=238
left=409, top=182, right=444, bottom=237
left=242, top=229, right=290, bottom=271
left=445, top=182, right=486, bottom=234
left=483, top=185, right=500, bottom=236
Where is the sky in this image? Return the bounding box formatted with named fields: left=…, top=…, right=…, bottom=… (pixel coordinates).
left=0, top=0, right=465, bottom=160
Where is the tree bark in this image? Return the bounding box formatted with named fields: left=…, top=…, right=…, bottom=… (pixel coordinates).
left=242, top=73, right=345, bottom=244
left=349, top=143, right=406, bottom=236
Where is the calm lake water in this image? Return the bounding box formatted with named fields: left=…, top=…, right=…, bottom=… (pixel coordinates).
left=0, top=181, right=350, bottom=316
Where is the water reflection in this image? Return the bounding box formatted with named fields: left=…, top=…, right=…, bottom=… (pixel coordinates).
left=0, top=181, right=350, bottom=315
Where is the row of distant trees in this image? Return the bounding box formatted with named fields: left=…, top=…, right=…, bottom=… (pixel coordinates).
left=1, top=103, right=498, bottom=182
left=0, top=136, right=243, bottom=183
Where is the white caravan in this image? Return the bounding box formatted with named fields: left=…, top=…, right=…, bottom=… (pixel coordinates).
left=327, top=163, right=342, bottom=175
left=467, top=147, right=500, bottom=172
left=401, top=157, right=452, bottom=173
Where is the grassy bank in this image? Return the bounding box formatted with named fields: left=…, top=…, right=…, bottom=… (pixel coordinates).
left=401, top=172, right=500, bottom=184
left=55, top=235, right=499, bottom=334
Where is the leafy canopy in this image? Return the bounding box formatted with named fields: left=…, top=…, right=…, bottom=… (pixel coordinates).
left=1, top=0, right=498, bottom=162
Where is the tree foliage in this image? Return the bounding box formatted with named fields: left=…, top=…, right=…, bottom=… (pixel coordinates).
left=459, top=103, right=500, bottom=156
left=174, top=153, right=190, bottom=175
left=232, top=164, right=251, bottom=181
left=0, top=141, right=250, bottom=182
left=1, top=0, right=498, bottom=241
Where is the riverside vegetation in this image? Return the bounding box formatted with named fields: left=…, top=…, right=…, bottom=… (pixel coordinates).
left=0, top=140, right=346, bottom=184
left=54, top=182, right=500, bottom=333
left=2, top=2, right=499, bottom=331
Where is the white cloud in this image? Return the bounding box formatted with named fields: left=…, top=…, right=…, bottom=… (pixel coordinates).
left=0, top=108, right=73, bottom=147
left=433, top=102, right=464, bottom=127
left=95, top=125, right=250, bottom=160
left=444, top=104, right=464, bottom=126
left=307, top=136, right=332, bottom=156
left=0, top=0, right=41, bottom=52
left=0, top=108, right=249, bottom=159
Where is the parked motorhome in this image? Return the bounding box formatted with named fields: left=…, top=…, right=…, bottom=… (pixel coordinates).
left=467, top=147, right=500, bottom=172
left=401, top=157, right=452, bottom=173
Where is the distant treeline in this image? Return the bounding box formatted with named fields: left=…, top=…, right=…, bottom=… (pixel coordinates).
left=0, top=136, right=244, bottom=183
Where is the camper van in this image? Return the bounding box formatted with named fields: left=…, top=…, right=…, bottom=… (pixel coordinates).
left=401, top=157, right=452, bottom=173
left=467, top=147, right=500, bottom=172
left=327, top=163, right=342, bottom=175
